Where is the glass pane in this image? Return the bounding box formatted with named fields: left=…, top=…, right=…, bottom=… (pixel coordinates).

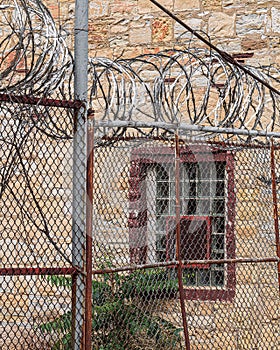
left=216, top=161, right=226, bottom=179
left=212, top=235, right=225, bottom=251
left=216, top=181, right=225, bottom=197
left=156, top=216, right=166, bottom=231
left=156, top=181, right=169, bottom=197
left=187, top=199, right=196, bottom=215
left=197, top=199, right=211, bottom=215
left=184, top=268, right=196, bottom=286
left=214, top=217, right=225, bottom=233
left=156, top=235, right=166, bottom=250
left=212, top=270, right=224, bottom=287
left=156, top=165, right=168, bottom=181
left=214, top=199, right=225, bottom=214
left=156, top=199, right=169, bottom=215
left=199, top=181, right=211, bottom=197
left=200, top=162, right=211, bottom=179
left=197, top=270, right=211, bottom=286
left=180, top=219, right=208, bottom=260
left=187, top=163, right=197, bottom=180
left=211, top=251, right=224, bottom=260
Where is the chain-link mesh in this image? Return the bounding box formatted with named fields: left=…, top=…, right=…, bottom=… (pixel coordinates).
left=1, top=96, right=280, bottom=349
left=92, top=131, right=280, bottom=350
left=0, top=95, right=81, bottom=349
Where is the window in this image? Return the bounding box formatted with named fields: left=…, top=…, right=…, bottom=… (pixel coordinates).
left=129, top=145, right=236, bottom=301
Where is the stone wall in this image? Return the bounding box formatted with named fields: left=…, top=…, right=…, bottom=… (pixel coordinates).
left=44, top=0, right=280, bottom=65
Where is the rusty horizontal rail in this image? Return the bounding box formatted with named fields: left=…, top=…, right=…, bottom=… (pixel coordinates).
left=0, top=93, right=83, bottom=109
left=92, top=256, right=280, bottom=275
left=0, top=267, right=79, bottom=276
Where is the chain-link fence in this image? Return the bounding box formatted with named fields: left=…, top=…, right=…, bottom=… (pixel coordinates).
left=91, top=130, right=280, bottom=350
left=0, top=93, right=280, bottom=349
left=0, top=93, right=81, bottom=349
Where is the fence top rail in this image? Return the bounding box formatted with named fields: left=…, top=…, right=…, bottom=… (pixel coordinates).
left=94, top=120, right=280, bottom=139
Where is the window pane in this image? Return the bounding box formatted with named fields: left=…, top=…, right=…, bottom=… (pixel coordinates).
left=212, top=270, right=224, bottom=287
left=197, top=199, right=211, bottom=215
left=197, top=270, right=211, bottom=286
left=156, top=235, right=166, bottom=250
left=156, top=199, right=169, bottom=215
left=214, top=199, right=225, bottom=214
left=187, top=199, right=196, bottom=215
left=216, top=161, right=226, bottom=179
left=186, top=163, right=197, bottom=180
left=200, top=163, right=211, bottom=179
left=212, top=251, right=224, bottom=260
left=156, top=217, right=166, bottom=231
left=216, top=181, right=225, bottom=197
left=184, top=268, right=196, bottom=286
left=212, top=235, right=224, bottom=251
left=214, top=217, right=225, bottom=233
left=180, top=219, right=208, bottom=260
left=156, top=181, right=169, bottom=197
left=156, top=165, right=168, bottom=180
left=199, top=181, right=211, bottom=197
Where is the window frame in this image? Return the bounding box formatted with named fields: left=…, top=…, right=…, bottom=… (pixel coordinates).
left=129, top=145, right=236, bottom=301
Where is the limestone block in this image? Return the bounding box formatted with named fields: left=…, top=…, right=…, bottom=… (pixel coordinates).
left=152, top=17, right=173, bottom=43
left=208, top=12, right=235, bottom=37
left=271, top=7, right=280, bottom=33
left=203, top=0, right=222, bottom=10
left=174, top=0, right=200, bottom=11
left=236, top=13, right=267, bottom=35
left=110, top=0, right=138, bottom=15
left=129, top=26, right=152, bottom=45
left=174, top=17, right=203, bottom=40
left=241, top=35, right=267, bottom=51
left=89, top=0, right=109, bottom=18
left=109, top=34, right=129, bottom=48
left=138, top=0, right=172, bottom=14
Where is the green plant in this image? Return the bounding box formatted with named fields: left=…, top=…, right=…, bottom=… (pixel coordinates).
left=122, top=268, right=178, bottom=299
left=38, top=269, right=182, bottom=349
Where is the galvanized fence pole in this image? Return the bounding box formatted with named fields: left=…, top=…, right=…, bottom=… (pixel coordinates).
left=72, top=0, right=88, bottom=348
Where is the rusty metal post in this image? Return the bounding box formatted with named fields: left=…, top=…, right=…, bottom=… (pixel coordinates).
left=85, top=112, right=94, bottom=349
left=270, top=139, right=280, bottom=294
left=175, top=132, right=191, bottom=350
left=71, top=273, right=78, bottom=349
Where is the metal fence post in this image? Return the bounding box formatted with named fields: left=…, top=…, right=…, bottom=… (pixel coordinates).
left=72, top=0, right=88, bottom=348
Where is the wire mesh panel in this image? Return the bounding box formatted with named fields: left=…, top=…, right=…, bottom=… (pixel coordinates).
left=92, top=130, right=280, bottom=350
left=0, top=95, right=81, bottom=349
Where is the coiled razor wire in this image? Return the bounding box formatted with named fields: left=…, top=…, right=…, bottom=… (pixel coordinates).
left=0, top=0, right=73, bottom=97
left=89, top=49, right=280, bottom=140
left=1, top=0, right=280, bottom=139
